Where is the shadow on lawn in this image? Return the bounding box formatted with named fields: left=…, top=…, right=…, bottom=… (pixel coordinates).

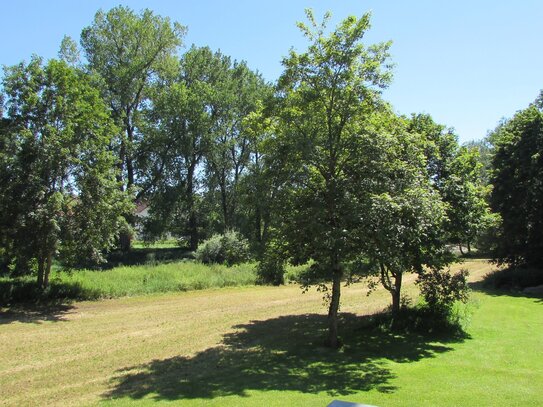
left=104, top=312, right=467, bottom=402
left=470, top=266, right=543, bottom=304
left=0, top=303, right=75, bottom=324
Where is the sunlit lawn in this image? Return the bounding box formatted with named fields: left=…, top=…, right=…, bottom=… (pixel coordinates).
left=1, top=259, right=541, bottom=406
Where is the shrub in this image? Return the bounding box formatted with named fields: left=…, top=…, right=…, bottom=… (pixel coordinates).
left=373, top=302, right=472, bottom=337
left=195, top=230, right=250, bottom=266
left=257, top=252, right=285, bottom=285
left=417, top=267, right=470, bottom=314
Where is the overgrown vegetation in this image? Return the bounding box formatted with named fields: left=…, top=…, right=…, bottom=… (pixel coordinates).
left=0, top=261, right=257, bottom=305
left=195, top=231, right=251, bottom=266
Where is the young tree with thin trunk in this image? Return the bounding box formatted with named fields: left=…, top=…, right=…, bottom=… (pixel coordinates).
left=274, top=10, right=392, bottom=348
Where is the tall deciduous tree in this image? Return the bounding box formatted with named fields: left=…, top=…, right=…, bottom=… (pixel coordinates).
left=203, top=58, right=268, bottom=232
left=490, top=97, right=543, bottom=268
left=408, top=113, right=491, bottom=253
left=441, top=146, right=492, bottom=253
left=141, top=46, right=224, bottom=249
left=0, top=57, right=131, bottom=287
left=80, top=6, right=185, bottom=248
left=274, top=10, right=392, bottom=348
left=355, top=114, right=451, bottom=316
left=141, top=47, right=268, bottom=248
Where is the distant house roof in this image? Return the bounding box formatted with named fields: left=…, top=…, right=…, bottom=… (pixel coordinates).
left=135, top=200, right=149, bottom=215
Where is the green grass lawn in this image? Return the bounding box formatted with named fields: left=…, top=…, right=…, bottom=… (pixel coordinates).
left=1, top=260, right=541, bottom=406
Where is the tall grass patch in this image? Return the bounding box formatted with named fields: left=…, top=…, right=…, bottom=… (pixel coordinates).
left=1, top=261, right=257, bottom=304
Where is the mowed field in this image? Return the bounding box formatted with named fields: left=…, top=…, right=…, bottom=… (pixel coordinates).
left=1, top=259, right=542, bottom=406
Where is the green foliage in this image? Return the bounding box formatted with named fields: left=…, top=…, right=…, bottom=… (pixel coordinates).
left=490, top=98, right=543, bottom=268
left=0, top=261, right=256, bottom=305
left=352, top=114, right=455, bottom=315
left=408, top=114, right=493, bottom=252
left=80, top=6, right=186, bottom=250
left=58, top=35, right=80, bottom=66
left=0, top=57, right=131, bottom=286
left=464, top=138, right=494, bottom=186
left=195, top=231, right=250, bottom=266
left=441, top=147, right=492, bottom=251
left=407, top=113, right=458, bottom=187
left=140, top=46, right=270, bottom=249
left=256, top=241, right=286, bottom=285
left=273, top=9, right=393, bottom=347
left=417, top=268, right=470, bottom=313
left=482, top=266, right=543, bottom=290
left=372, top=301, right=472, bottom=337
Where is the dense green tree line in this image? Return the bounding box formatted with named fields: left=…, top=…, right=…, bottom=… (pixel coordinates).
left=488, top=95, right=543, bottom=269
left=0, top=57, right=131, bottom=287
left=3, top=5, right=535, bottom=346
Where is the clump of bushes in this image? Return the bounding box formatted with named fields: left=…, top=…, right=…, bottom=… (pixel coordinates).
left=373, top=301, right=472, bottom=338
left=257, top=252, right=285, bottom=286
left=417, top=267, right=470, bottom=314
left=400, top=267, right=472, bottom=335
left=195, top=230, right=250, bottom=266
left=256, top=240, right=287, bottom=285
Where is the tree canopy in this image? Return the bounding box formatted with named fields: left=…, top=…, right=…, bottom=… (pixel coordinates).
left=272, top=10, right=393, bottom=347
left=490, top=98, right=543, bottom=268
left=0, top=57, right=131, bottom=286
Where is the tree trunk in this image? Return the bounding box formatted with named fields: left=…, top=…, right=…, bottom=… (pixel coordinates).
left=119, top=232, right=132, bottom=252
left=459, top=244, right=465, bottom=255
left=125, top=114, right=135, bottom=190
left=118, top=116, right=135, bottom=252
left=37, top=255, right=45, bottom=289
left=392, top=272, right=403, bottom=314
left=467, top=240, right=471, bottom=253
left=220, top=174, right=229, bottom=231
left=126, top=157, right=134, bottom=190
left=187, top=162, right=198, bottom=251
left=326, top=264, right=342, bottom=348
left=43, top=251, right=52, bottom=289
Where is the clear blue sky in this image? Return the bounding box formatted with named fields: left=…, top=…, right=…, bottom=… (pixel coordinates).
left=2, top=0, right=542, bottom=143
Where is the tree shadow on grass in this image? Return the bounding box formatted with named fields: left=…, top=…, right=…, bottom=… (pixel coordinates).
left=0, top=278, right=100, bottom=308
left=0, top=303, right=74, bottom=324
left=104, top=312, right=468, bottom=402
left=470, top=266, right=543, bottom=304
